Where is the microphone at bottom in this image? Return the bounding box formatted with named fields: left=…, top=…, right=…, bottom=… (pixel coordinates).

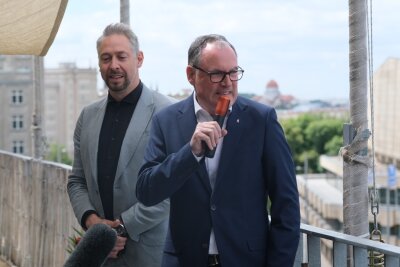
left=64, top=223, right=117, bottom=267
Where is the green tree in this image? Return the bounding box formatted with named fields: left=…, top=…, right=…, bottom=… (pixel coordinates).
left=280, top=113, right=345, bottom=173
left=324, top=135, right=343, bottom=156
left=45, top=143, right=72, bottom=165
left=305, top=118, right=343, bottom=154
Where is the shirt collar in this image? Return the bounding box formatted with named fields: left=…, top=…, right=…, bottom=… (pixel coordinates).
left=193, top=92, right=212, bottom=122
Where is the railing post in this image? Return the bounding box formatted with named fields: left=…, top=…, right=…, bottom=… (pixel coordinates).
left=385, top=254, right=400, bottom=267
left=294, top=233, right=304, bottom=266
left=307, top=235, right=321, bottom=266
left=333, top=241, right=347, bottom=266
left=353, top=246, right=368, bottom=266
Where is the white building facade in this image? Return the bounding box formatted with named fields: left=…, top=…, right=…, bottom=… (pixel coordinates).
left=44, top=62, right=99, bottom=156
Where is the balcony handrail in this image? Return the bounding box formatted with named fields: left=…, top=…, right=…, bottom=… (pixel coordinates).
left=301, top=223, right=400, bottom=256
left=297, top=223, right=400, bottom=266
left=1, top=150, right=399, bottom=266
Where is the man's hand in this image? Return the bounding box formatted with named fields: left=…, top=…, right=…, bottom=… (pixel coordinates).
left=85, top=214, right=120, bottom=229
left=108, top=235, right=128, bottom=258
left=85, top=215, right=127, bottom=258
left=190, top=121, right=227, bottom=156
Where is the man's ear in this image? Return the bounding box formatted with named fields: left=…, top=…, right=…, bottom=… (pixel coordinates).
left=137, top=51, right=144, bottom=67
left=186, top=65, right=195, bottom=86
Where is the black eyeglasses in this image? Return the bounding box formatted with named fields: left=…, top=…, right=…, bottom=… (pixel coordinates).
left=192, top=65, right=244, bottom=83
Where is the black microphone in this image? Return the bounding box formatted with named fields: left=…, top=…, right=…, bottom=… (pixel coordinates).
left=204, top=96, right=230, bottom=158
left=64, top=223, right=117, bottom=267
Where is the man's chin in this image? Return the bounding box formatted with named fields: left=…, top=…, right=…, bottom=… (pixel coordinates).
left=106, top=82, right=126, bottom=92
left=108, top=86, right=125, bottom=92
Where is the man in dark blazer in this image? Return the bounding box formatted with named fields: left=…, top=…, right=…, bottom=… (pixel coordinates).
left=136, top=34, right=300, bottom=267
left=67, top=23, right=173, bottom=266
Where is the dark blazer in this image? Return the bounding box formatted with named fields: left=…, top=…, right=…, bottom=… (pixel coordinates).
left=137, top=95, right=300, bottom=267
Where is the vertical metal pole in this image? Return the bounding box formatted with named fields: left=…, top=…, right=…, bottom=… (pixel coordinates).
left=303, top=155, right=309, bottom=265
left=32, top=56, right=44, bottom=159
left=393, top=161, right=398, bottom=241
left=345, top=0, right=369, bottom=235
left=343, top=123, right=356, bottom=267
left=396, top=180, right=398, bottom=238
left=304, top=155, right=309, bottom=224
left=345, top=0, right=370, bottom=265
left=120, top=0, right=130, bottom=25
left=386, top=187, right=390, bottom=240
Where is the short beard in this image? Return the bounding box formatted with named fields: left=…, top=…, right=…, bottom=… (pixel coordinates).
left=106, top=77, right=131, bottom=92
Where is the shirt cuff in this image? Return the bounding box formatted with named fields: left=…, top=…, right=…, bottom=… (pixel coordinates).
left=81, top=210, right=99, bottom=230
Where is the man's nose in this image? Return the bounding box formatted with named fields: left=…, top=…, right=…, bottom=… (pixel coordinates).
left=110, top=57, right=120, bottom=69
left=220, top=73, right=232, bottom=86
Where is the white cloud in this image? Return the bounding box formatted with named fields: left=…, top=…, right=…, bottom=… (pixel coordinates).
left=45, top=0, right=400, bottom=99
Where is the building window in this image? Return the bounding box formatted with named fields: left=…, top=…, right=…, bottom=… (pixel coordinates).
left=389, top=189, right=396, bottom=205
left=11, top=90, right=23, bottom=104
left=398, top=189, right=400, bottom=205
left=12, top=115, right=24, bottom=130
left=12, top=140, right=24, bottom=154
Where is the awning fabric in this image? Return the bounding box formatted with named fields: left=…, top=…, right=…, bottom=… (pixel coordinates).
left=0, top=0, right=68, bottom=56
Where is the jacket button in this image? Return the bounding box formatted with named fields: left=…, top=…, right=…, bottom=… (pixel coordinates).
left=211, top=204, right=216, bottom=211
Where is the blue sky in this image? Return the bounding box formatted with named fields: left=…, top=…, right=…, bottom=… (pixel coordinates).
left=45, top=0, right=400, bottom=100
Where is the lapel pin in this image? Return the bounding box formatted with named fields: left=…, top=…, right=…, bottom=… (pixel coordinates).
left=236, top=118, right=240, bottom=123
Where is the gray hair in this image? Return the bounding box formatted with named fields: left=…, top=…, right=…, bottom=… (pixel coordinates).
left=96, top=23, right=140, bottom=55
left=188, top=34, right=237, bottom=65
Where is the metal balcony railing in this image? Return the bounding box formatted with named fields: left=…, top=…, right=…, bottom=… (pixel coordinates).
left=295, top=223, right=400, bottom=267
left=1, top=151, right=400, bottom=267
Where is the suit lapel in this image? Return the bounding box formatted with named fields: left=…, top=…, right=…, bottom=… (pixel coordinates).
left=115, top=86, right=154, bottom=181
left=213, top=98, right=246, bottom=191
left=177, top=96, right=197, bottom=143
left=177, top=95, right=212, bottom=193
left=89, top=98, right=107, bottom=188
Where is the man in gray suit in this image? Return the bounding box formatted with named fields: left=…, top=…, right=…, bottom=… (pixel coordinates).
left=67, top=23, right=173, bottom=266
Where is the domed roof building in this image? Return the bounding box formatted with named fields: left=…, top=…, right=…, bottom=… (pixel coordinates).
left=254, top=79, right=296, bottom=109
left=263, top=80, right=281, bottom=104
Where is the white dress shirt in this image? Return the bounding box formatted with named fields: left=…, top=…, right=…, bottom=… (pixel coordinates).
left=192, top=93, right=229, bottom=254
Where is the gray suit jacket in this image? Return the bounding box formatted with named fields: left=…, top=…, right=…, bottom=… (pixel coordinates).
left=67, top=85, right=174, bottom=266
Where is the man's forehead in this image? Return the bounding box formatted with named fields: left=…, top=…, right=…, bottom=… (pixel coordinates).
left=100, top=37, right=132, bottom=54
left=204, top=41, right=230, bottom=50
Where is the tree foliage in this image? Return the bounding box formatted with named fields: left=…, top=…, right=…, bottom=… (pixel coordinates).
left=280, top=113, right=346, bottom=173
left=45, top=143, right=72, bottom=165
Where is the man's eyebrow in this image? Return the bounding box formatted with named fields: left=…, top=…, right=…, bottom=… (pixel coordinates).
left=210, top=67, right=239, bottom=73
left=100, top=51, right=128, bottom=57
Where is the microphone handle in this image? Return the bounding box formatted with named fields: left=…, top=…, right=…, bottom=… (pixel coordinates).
left=204, top=115, right=225, bottom=158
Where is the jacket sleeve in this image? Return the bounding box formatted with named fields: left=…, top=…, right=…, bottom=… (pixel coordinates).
left=264, top=108, right=300, bottom=266
left=67, top=109, right=97, bottom=226
left=136, top=113, right=200, bottom=207
left=120, top=199, right=170, bottom=241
